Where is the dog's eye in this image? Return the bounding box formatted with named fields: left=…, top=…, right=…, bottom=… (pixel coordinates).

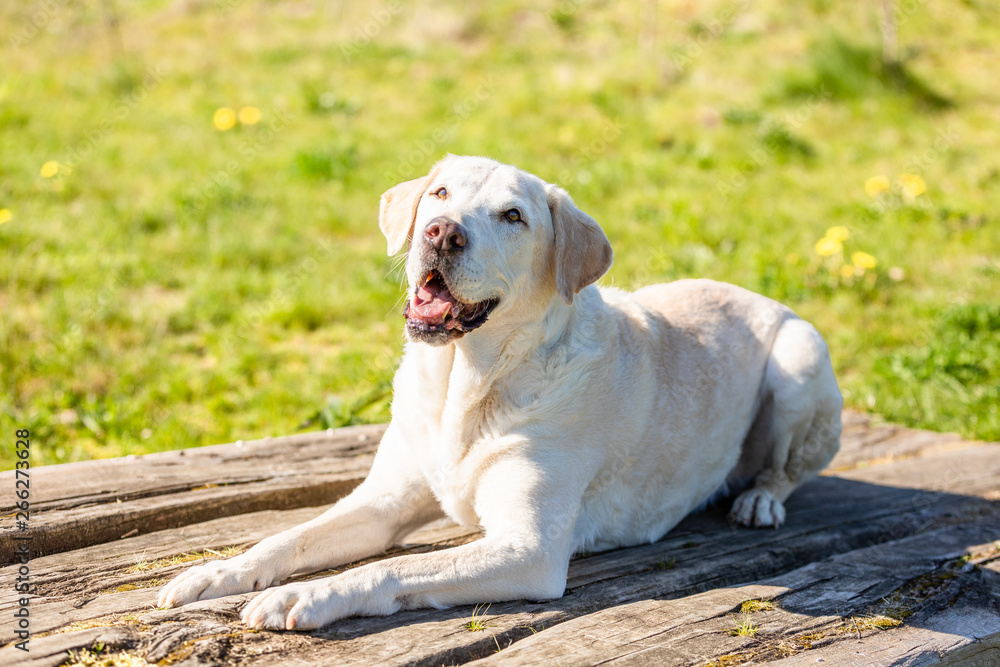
left=504, top=209, right=522, bottom=222
left=433, top=187, right=448, bottom=198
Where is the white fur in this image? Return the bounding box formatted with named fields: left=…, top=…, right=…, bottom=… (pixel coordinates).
left=157, top=156, right=842, bottom=630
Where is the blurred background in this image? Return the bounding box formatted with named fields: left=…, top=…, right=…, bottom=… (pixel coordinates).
left=1, top=0, right=997, bottom=468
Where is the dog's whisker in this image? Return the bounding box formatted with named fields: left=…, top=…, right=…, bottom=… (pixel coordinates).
left=386, top=290, right=408, bottom=318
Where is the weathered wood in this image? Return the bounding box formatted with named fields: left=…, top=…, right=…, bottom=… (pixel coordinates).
left=5, top=436, right=998, bottom=666
left=0, top=505, right=338, bottom=607
left=2, top=426, right=385, bottom=510
left=6, top=443, right=987, bottom=635
left=6, top=627, right=134, bottom=667
left=0, top=411, right=962, bottom=565
left=564, top=444, right=1000, bottom=593
left=2, top=414, right=997, bottom=667
left=0, top=425, right=384, bottom=563
left=0, top=516, right=478, bottom=642
left=831, top=410, right=972, bottom=471
left=466, top=524, right=1000, bottom=666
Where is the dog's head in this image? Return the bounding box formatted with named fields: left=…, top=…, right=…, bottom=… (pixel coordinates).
left=379, top=155, right=613, bottom=345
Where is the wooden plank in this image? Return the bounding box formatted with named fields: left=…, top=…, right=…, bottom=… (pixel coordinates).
left=5, top=442, right=991, bottom=640
left=564, top=444, right=1000, bottom=593
left=0, top=515, right=478, bottom=643
left=0, top=425, right=384, bottom=563
left=5, top=627, right=134, bottom=667
left=5, top=441, right=997, bottom=667
left=831, top=410, right=973, bottom=471
left=0, top=506, right=338, bottom=639
left=0, top=411, right=948, bottom=511
left=840, top=443, right=1000, bottom=497
left=1, top=425, right=384, bottom=509
left=0, top=411, right=963, bottom=564
left=0, top=412, right=969, bottom=565
left=464, top=523, right=1000, bottom=666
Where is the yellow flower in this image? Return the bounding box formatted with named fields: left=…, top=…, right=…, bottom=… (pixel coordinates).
left=864, top=175, right=890, bottom=197
left=40, top=160, right=60, bottom=178
left=840, top=264, right=855, bottom=279
left=825, top=226, right=850, bottom=242
left=852, top=251, right=877, bottom=270
left=815, top=236, right=842, bottom=256
left=213, top=107, right=236, bottom=131
left=898, top=173, right=926, bottom=198
left=0, top=209, right=11, bottom=225
left=238, top=106, right=261, bottom=125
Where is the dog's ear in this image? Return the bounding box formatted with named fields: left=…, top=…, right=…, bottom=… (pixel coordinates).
left=379, top=176, right=429, bottom=256
left=378, top=161, right=448, bottom=255
left=547, top=184, right=613, bottom=304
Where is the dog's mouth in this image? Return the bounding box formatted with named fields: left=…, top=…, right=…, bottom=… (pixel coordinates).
left=404, top=270, right=499, bottom=336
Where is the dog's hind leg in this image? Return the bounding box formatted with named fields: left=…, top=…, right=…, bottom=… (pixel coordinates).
left=729, top=318, right=842, bottom=528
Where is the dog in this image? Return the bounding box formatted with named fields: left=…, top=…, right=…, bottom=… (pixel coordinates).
left=157, top=155, right=842, bottom=630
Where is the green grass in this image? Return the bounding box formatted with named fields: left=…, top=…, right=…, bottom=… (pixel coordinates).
left=463, top=604, right=496, bottom=632
left=740, top=599, right=775, bottom=614
left=654, top=557, right=677, bottom=570
left=2, top=1, right=998, bottom=468
left=726, top=613, right=759, bottom=638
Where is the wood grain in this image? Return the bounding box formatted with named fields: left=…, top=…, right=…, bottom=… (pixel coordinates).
left=2, top=413, right=998, bottom=667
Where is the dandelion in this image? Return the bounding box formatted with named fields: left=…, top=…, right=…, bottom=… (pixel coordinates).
left=888, top=267, right=905, bottom=282
left=898, top=173, right=926, bottom=198
left=852, top=251, right=877, bottom=270
left=0, top=209, right=11, bottom=225
left=40, top=161, right=60, bottom=178
left=815, top=236, right=842, bottom=257
left=825, top=226, right=850, bottom=242
left=840, top=265, right=855, bottom=279
left=238, top=106, right=261, bottom=125
left=865, top=175, right=890, bottom=197
left=213, top=107, right=236, bottom=131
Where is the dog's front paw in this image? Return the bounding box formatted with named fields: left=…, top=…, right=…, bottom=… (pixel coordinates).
left=156, top=557, right=274, bottom=608
left=240, top=580, right=347, bottom=631
left=728, top=488, right=786, bottom=528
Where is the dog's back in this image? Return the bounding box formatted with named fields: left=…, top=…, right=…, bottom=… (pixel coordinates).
left=571, top=279, right=840, bottom=549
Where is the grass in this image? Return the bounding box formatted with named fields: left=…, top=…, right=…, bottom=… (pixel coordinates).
left=98, top=578, right=166, bottom=595
left=846, top=614, right=904, bottom=632
left=790, top=632, right=825, bottom=650
left=740, top=599, right=775, bottom=614
left=838, top=553, right=976, bottom=636
left=704, top=656, right=753, bottom=667
left=123, top=546, right=243, bottom=573
left=63, top=645, right=150, bottom=667
left=44, top=613, right=148, bottom=638
left=463, top=604, right=496, bottom=632
left=1, top=1, right=998, bottom=467
left=726, top=613, right=759, bottom=638
left=840, top=593, right=913, bottom=635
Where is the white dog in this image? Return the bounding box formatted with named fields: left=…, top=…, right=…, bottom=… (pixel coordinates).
left=157, top=155, right=842, bottom=630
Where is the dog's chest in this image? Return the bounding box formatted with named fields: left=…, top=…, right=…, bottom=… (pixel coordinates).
left=432, top=479, right=479, bottom=527
left=399, top=345, right=538, bottom=527
left=418, top=393, right=516, bottom=528
left=420, top=438, right=486, bottom=527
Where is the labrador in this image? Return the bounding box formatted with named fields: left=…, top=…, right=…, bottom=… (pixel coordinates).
left=157, top=155, right=842, bottom=630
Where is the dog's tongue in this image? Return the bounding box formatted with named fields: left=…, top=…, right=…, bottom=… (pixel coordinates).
left=410, top=278, right=460, bottom=326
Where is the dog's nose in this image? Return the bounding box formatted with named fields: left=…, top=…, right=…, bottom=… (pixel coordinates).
left=424, top=217, right=467, bottom=252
